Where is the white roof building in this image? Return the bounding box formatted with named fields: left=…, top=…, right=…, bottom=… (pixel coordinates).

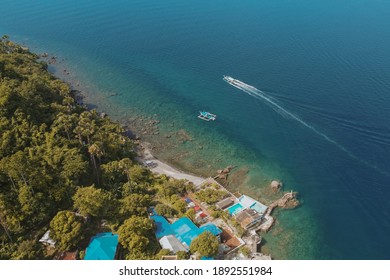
left=159, top=235, right=187, bottom=253
left=39, top=230, right=56, bottom=247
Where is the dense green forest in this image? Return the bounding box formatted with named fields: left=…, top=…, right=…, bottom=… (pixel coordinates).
left=0, top=37, right=195, bottom=259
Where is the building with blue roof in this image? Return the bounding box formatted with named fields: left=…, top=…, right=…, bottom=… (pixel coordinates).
left=151, top=214, right=174, bottom=239
left=171, top=217, right=201, bottom=248
left=201, top=256, right=215, bottom=260
left=199, top=223, right=223, bottom=240
left=84, top=232, right=118, bottom=260
left=151, top=215, right=222, bottom=250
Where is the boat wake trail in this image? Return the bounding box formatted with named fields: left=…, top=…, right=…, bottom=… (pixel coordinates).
left=223, top=75, right=390, bottom=176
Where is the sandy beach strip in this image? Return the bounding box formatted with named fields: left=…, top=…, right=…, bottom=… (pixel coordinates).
left=136, top=143, right=205, bottom=186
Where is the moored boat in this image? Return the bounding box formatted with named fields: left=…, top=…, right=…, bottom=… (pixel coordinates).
left=198, top=111, right=216, bottom=121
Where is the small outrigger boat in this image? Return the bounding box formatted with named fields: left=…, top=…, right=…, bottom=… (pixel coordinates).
left=198, top=111, right=216, bottom=121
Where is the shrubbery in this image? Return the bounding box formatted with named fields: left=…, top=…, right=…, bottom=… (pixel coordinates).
left=189, top=231, right=219, bottom=258
left=155, top=204, right=176, bottom=217
left=196, top=188, right=228, bottom=204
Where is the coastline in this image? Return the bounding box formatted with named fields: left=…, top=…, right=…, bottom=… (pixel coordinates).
left=38, top=50, right=300, bottom=260
left=45, top=59, right=245, bottom=188
left=136, top=142, right=205, bottom=186
left=3, top=0, right=390, bottom=262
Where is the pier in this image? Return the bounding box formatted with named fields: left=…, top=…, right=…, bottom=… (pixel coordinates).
left=255, top=191, right=298, bottom=232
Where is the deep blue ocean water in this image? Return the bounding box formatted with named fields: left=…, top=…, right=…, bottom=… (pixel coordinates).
left=1, top=0, right=390, bottom=259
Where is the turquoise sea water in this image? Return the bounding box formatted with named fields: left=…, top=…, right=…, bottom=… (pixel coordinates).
left=1, top=0, right=390, bottom=259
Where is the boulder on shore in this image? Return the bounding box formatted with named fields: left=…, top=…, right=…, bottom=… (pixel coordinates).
left=270, top=180, right=282, bottom=190
left=214, top=165, right=235, bottom=180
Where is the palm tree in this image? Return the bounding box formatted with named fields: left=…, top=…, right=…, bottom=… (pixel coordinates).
left=88, top=143, right=103, bottom=186
left=75, top=111, right=96, bottom=145
left=0, top=210, right=13, bottom=243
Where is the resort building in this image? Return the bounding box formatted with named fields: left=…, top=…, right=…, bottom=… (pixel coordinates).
left=57, top=252, right=77, bottom=260
left=226, top=195, right=268, bottom=217
left=151, top=215, right=222, bottom=252
left=161, top=255, right=179, bottom=260
left=234, top=209, right=263, bottom=230
left=216, top=197, right=235, bottom=210
left=84, top=232, right=119, bottom=260
left=195, top=211, right=208, bottom=224
left=159, top=235, right=187, bottom=253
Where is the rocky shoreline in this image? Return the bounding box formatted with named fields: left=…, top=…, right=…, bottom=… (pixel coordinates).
left=39, top=50, right=300, bottom=259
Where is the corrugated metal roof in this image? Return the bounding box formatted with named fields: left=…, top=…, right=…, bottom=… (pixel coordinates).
left=216, top=197, right=235, bottom=209
left=159, top=235, right=187, bottom=253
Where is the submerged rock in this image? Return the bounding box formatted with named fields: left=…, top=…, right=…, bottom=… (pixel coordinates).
left=270, top=180, right=282, bottom=191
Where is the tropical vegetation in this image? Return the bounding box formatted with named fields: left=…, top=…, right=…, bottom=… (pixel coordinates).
left=0, top=37, right=194, bottom=260
left=189, top=231, right=219, bottom=258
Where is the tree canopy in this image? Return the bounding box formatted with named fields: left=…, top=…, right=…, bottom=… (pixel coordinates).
left=117, top=216, right=157, bottom=259
left=49, top=211, right=84, bottom=251
left=195, top=187, right=227, bottom=204
left=189, top=231, right=219, bottom=258
left=72, top=185, right=114, bottom=218
left=0, top=38, right=202, bottom=260
left=154, top=204, right=176, bottom=217
left=0, top=39, right=136, bottom=258
left=119, top=193, right=151, bottom=218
